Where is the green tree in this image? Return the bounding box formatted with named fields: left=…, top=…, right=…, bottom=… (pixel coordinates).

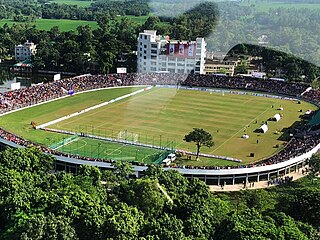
left=309, top=154, right=320, bottom=175
left=2, top=213, right=77, bottom=240
left=142, top=16, right=160, bottom=30
left=243, top=189, right=277, bottom=212
left=184, top=128, right=214, bottom=160
left=112, top=161, right=134, bottom=178
left=121, top=178, right=166, bottom=218
left=142, top=213, right=187, bottom=240
left=78, top=165, right=102, bottom=186
left=235, top=64, right=248, bottom=74
left=103, top=203, right=144, bottom=240
left=277, top=188, right=320, bottom=226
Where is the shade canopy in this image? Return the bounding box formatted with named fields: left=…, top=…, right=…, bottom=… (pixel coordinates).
left=273, top=113, right=281, bottom=122
left=260, top=124, right=268, bottom=133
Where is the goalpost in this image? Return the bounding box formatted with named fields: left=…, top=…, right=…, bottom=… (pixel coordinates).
left=117, top=130, right=139, bottom=143
left=49, top=135, right=79, bottom=150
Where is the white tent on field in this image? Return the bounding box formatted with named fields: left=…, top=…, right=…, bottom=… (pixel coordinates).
left=273, top=113, right=281, bottom=122
left=260, top=124, right=268, bottom=133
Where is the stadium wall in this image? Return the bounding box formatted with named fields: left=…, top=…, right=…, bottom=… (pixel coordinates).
left=0, top=137, right=315, bottom=185
left=0, top=80, right=318, bottom=186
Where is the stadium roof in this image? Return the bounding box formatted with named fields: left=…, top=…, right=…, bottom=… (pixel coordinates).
left=308, top=110, right=320, bottom=127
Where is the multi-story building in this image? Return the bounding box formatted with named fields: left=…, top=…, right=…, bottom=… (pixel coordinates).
left=204, top=57, right=239, bottom=76
left=15, top=41, right=37, bottom=62
left=137, top=30, right=206, bottom=74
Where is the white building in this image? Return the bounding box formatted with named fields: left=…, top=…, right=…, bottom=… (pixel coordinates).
left=15, top=41, right=37, bottom=61
left=137, top=30, right=206, bottom=74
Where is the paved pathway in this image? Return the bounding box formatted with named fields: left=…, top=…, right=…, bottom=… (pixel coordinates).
left=209, top=168, right=309, bottom=192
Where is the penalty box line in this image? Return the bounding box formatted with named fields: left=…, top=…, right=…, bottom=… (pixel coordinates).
left=51, top=136, right=80, bottom=150
left=35, top=86, right=153, bottom=130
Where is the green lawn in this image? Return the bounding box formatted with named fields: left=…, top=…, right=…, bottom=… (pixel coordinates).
left=1, top=86, right=317, bottom=166
left=57, top=137, right=167, bottom=164
left=45, top=87, right=317, bottom=164
left=0, top=87, right=143, bottom=145
left=51, top=0, right=93, bottom=7
left=0, top=16, right=166, bottom=31
left=0, top=19, right=98, bottom=31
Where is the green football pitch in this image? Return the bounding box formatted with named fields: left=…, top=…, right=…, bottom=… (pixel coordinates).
left=53, top=136, right=166, bottom=164
left=1, top=86, right=317, bottom=166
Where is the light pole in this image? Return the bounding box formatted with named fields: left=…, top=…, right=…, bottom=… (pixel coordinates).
left=160, top=135, right=162, bottom=149
left=97, top=143, right=101, bottom=159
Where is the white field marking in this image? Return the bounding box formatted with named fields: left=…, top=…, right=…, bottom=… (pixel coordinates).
left=140, top=153, right=153, bottom=163
left=107, top=145, right=124, bottom=156
left=75, top=87, right=163, bottom=129
left=56, top=86, right=160, bottom=128
left=104, top=149, right=122, bottom=156
left=211, top=99, right=279, bottom=154
left=73, top=139, right=88, bottom=151
left=53, top=137, right=79, bottom=150
left=36, top=86, right=153, bottom=129
left=0, top=85, right=149, bottom=117
left=174, top=140, right=186, bottom=149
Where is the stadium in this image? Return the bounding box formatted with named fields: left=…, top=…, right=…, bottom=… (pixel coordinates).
left=1, top=73, right=320, bottom=185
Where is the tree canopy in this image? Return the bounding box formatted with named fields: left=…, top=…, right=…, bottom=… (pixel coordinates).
left=184, top=128, right=214, bottom=160
left=0, top=146, right=318, bottom=239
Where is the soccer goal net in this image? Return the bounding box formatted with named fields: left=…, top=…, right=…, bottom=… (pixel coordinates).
left=117, top=130, right=139, bottom=142
left=49, top=135, right=79, bottom=150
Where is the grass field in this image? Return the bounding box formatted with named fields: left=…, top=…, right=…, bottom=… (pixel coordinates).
left=54, top=136, right=166, bottom=164
left=51, top=0, right=93, bottom=7
left=0, top=19, right=98, bottom=31
left=46, top=87, right=316, bottom=164
left=0, top=16, right=164, bottom=31
left=1, top=86, right=317, bottom=166
left=0, top=87, right=144, bottom=145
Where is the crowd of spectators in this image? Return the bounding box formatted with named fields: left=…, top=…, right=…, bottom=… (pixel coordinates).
left=0, top=73, right=320, bottom=171
left=183, top=74, right=309, bottom=97
left=267, top=176, right=293, bottom=186
left=302, top=89, right=320, bottom=105
left=1, top=73, right=318, bottom=114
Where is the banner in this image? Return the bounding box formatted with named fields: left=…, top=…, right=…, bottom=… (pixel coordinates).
left=188, top=44, right=195, bottom=57
left=169, top=44, right=175, bottom=55
left=179, top=45, right=185, bottom=55
left=166, top=43, right=196, bottom=58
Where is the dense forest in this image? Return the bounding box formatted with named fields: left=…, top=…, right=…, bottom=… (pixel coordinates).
left=207, top=2, right=320, bottom=68
left=0, top=147, right=319, bottom=239
left=0, top=0, right=319, bottom=81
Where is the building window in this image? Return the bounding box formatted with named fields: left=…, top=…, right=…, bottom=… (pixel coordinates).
left=144, top=45, right=147, bottom=48
left=151, top=56, right=157, bottom=60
